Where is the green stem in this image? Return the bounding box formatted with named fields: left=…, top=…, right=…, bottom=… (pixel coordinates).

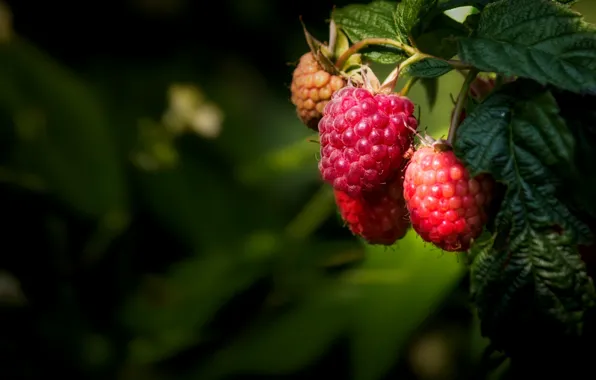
left=446, top=59, right=474, bottom=71
left=334, top=38, right=418, bottom=70
left=399, top=76, right=419, bottom=97
left=285, top=184, right=336, bottom=240
left=447, top=68, right=478, bottom=145
left=380, top=52, right=427, bottom=93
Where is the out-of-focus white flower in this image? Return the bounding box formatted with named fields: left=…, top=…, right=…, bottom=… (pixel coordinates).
left=188, top=102, right=224, bottom=139
left=163, top=83, right=224, bottom=139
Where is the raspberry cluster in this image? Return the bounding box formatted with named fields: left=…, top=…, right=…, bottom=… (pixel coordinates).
left=313, top=84, right=417, bottom=245
left=289, top=52, right=495, bottom=251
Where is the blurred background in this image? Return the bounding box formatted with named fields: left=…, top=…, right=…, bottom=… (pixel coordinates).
left=0, top=1, right=593, bottom=379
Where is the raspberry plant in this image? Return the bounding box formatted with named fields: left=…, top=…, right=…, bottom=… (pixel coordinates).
left=289, top=0, right=596, bottom=373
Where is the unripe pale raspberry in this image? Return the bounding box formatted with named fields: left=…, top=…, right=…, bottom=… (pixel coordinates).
left=403, top=145, right=494, bottom=252
left=318, top=86, right=417, bottom=198
left=334, top=174, right=410, bottom=245
left=469, top=75, right=516, bottom=102
left=290, top=52, right=346, bottom=131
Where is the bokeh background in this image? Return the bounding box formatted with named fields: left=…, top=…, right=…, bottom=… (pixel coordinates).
left=0, top=1, right=594, bottom=379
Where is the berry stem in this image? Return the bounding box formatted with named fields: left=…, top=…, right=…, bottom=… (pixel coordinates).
left=447, top=68, right=478, bottom=145
left=285, top=184, right=335, bottom=240
left=334, top=38, right=417, bottom=70
left=446, top=59, right=474, bottom=71
left=379, top=52, right=427, bottom=93
left=399, top=77, right=419, bottom=97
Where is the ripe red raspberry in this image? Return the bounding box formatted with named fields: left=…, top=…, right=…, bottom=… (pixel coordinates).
left=318, top=86, right=417, bottom=198
left=403, top=145, right=494, bottom=252
left=290, top=52, right=346, bottom=131
left=334, top=174, right=410, bottom=245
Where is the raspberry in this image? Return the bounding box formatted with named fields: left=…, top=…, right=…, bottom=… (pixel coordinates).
left=318, top=85, right=417, bottom=198
left=469, top=76, right=496, bottom=101
left=334, top=174, right=410, bottom=245
left=403, top=145, right=494, bottom=252
left=290, top=52, right=345, bottom=131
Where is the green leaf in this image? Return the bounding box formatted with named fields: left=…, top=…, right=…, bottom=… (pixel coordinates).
left=418, top=12, right=470, bottom=55
left=123, top=247, right=273, bottom=364
left=236, top=136, right=319, bottom=186
left=438, top=0, right=497, bottom=10
left=192, top=281, right=351, bottom=379
left=456, top=79, right=596, bottom=351
left=457, top=0, right=596, bottom=94
left=471, top=228, right=596, bottom=351
left=406, top=13, right=469, bottom=78
left=348, top=231, right=466, bottom=380
left=462, top=12, right=481, bottom=31
left=420, top=77, right=439, bottom=109
left=408, top=57, right=453, bottom=78
left=135, top=136, right=278, bottom=250
left=551, top=89, right=596, bottom=219
left=0, top=38, right=128, bottom=219
left=332, top=1, right=406, bottom=64
left=394, top=0, right=438, bottom=38
left=455, top=79, right=590, bottom=243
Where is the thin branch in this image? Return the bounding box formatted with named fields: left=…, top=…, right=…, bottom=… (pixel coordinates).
left=285, top=185, right=335, bottom=240
left=447, top=68, right=478, bottom=145
left=447, top=59, right=474, bottom=71
left=380, top=53, right=426, bottom=93
left=400, top=77, right=419, bottom=97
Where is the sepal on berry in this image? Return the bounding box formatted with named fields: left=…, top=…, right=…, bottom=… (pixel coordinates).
left=300, top=18, right=340, bottom=75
